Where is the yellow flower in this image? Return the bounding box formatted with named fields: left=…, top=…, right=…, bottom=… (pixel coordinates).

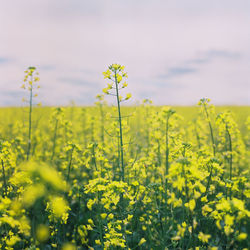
left=87, top=199, right=95, bottom=210
left=6, top=234, right=21, bottom=246
left=173, top=176, right=185, bottom=191
left=127, top=214, right=133, bottom=221
left=193, top=218, right=198, bottom=229
left=88, top=219, right=94, bottom=226
left=139, top=216, right=145, bottom=222
left=112, top=195, right=120, bottom=205
left=185, top=199, right=196, bottom=212
left=61, top=243, right=77, bottom=250
left=171, top=235, right=181, bottom=241
left=138, top=238, right=146, bottom=246
left=122, top=82, right=128, bottom=88
left=202, top=205, right=212, bottom=216
left=87, top=224, right=93, bottom=230
left=22, top=184, right=45, bottom=207
left=108, top=213, right=114, bottom=220
left=194, top=190, right=201, bottom=199
left=198, top=232, right=211, bottom=243
left=101, top=213, right=107, bottom=219
left=201, top=196, right=208, bottom=202
left=112, top=64, right=120, bottom=70
left=50, top=196, right=70, bottom=219
left=232, top=198, right=245, bottom=211
left=95, top=239, right=101, bottom=245
left=224, top=214, right=234, bottom=226
left=107, top=83, right=113, bottom=89
left=102, top=88, right=109, bottom=94
left=125, top=93, right=132, bottom=100
left=237, top=233, right=247, bottom=241
left=36, top=224, right=50, bottom=242
left=224, top=225, right=233, bottom=236
left=177, top=222, right=187, bottom=237
left=116, top=74, right=122, bottom=83
left=103, top=69, right=111, bottom=79
left=216, top=199, right=231, bottom=211
left=216, top=220, right=222, bottom=230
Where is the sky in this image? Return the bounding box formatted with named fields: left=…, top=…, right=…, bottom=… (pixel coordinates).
left=0, top=0, right=250, bottom=106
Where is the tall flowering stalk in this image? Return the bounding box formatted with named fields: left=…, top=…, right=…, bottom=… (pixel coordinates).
left=21, top=66, right=40, bottom=160
left=102, top=64, right=131, bottom=181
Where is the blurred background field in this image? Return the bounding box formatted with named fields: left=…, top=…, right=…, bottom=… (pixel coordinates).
left=1, top=105, right=249, bottom=136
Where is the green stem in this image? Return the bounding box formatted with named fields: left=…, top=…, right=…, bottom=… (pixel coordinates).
left=51, top=119, right=58, bottom=161
left=204, top=164, right=213, bottom=196
left=146, top=106, right=150, bottom=154
left=99, top=104, right=105, bottom=145
left=194, top=121, right=201, bottom=149
left=66, top=145, right=75, bottom=183
left=114, top=71, right=125, bottom=182
left=165, top=116, right=169, bottom=179
left=27, top=78, right=33, bottom=160
left=82, top=109, right=87, bottom=148
left=157, top=139, right=161, bottom=167
left=1, top=160, right=8, bottom=197
left=91, top=143, right=97, bottom=171
left=203, top=104, right=216, bottom=156
left=91, top=117, right=94, bottom=142
left=226, top=126, right=233, bottom=199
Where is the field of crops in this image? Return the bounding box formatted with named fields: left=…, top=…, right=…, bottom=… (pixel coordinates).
left=0, top=65, right=249, bottom=249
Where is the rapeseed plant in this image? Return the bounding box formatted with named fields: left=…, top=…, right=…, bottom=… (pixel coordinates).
left=103, top=63, right=131, bottom=182
left=21, top=67, right=40, bottom=160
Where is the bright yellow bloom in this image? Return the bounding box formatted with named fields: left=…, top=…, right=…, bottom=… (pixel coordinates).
left=108, top=213, right=114, bottom=220
left=185, top=199, right=196, bottom=212
left=101, top=213, right=107, bottom=219
left=237, top=233, right=247, bottom=241
left=95, top=239, right=101, bottom=245
left=198, top=232, right=211, bottom=243
left=103, top=69, right=111, bottom=79
left=138, top=238, right=146, bottom=246
left=116, top=74, right=122, bottom=83
left=61, top=243, right=77, bottom=250
left=224, top=214, right=234, bottom=226
left=36, top=224, right=50, bottom=242
left=125, top=93, right=132, bottom=100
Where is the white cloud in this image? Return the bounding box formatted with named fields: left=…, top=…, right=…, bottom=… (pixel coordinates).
left=0, top=0, right=249, bottom=105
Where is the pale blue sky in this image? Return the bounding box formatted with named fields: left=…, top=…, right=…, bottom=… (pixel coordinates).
left=0, top=0, right=250, bottom=106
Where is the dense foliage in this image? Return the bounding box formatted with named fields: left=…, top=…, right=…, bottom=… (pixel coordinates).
left=0, top=65, right=249, bottom=249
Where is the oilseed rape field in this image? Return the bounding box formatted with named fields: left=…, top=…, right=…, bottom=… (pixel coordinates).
left=0, top=65, right=249, bottom=250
